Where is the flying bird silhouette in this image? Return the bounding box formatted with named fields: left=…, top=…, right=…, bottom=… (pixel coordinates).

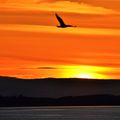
left=55, top=13, right=74, bottom=28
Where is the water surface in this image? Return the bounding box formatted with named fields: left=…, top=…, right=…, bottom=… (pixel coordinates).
left=0, top=106, right=120, bottom=120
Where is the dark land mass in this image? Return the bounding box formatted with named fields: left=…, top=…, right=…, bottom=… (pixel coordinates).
left=0, top=76, right=120, bottom=106
left=1, top=95, right=120, bottom=107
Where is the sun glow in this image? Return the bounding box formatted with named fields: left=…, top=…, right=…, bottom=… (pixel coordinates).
left=76, top=73, right=93, bottom=79
left=62, top=65, right=109, bottom=79
left=76, top=72, right=109, bottom=79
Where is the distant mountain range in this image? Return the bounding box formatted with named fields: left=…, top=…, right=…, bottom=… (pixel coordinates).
left=0, top=76, right=120, bottom=98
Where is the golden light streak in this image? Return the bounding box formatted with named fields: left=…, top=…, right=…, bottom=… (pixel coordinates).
left=1, top=24, right=120, bottom=36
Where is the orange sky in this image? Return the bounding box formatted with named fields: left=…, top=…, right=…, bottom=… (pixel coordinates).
left=0, top=0, right=120, bottom=79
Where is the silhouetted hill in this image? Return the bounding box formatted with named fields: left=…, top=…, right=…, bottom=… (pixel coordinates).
left=0, top=76, right=120, bottom=98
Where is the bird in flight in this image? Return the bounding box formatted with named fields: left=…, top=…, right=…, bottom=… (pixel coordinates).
left=55, top=13, right=74, bottom=28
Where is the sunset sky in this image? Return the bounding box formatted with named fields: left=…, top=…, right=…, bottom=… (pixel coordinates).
left=0, top=0, right=120, bottom=79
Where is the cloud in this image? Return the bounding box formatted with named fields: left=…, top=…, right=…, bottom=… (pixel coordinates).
left=37, top=0, right=120, bottom=11
left=37, top=67, right=57, bottom=69
left=0, top=0, right=78, bottom=3
left=0, top=0, right=118, bottom=15
left=37, top=0, right=81, bottom=3
left=38, top=1, right=117, bottom=14
left=81, top=0, right=120, bottom=11
left=0, top=0, right=38, bottom=4
left=20, top=66, right=57, bottom=70
left=3, top=0, right=119, bottom=11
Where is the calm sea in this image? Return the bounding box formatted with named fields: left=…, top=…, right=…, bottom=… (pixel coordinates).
left=0, top=106, right=120, bottom=120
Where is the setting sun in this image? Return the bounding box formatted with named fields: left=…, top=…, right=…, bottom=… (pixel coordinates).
left=76, top=72, right=109, bottom=79
left=76, top=73, right=93, bottom=79
left=61, top=65, right=110, bottom=79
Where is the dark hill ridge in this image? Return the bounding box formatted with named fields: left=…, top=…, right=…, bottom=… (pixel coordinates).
left=0, top=76, right=120, bottom=98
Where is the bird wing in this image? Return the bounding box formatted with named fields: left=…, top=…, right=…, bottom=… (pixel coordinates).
left=55, top=14, right=66, bottom=26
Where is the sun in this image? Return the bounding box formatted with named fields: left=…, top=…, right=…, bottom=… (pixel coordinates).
left=76, top=73, right=93, bottom=79
left=62, top=65, right=109, bottom=79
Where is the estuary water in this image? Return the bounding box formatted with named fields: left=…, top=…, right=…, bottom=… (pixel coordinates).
left=0, top=106, right=120, bottom=120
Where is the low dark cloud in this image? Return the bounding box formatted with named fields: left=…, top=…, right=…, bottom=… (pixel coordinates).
left=37, top=67, right=57, bottom=70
